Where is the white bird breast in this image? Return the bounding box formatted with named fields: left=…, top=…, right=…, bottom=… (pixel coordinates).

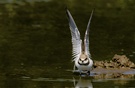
left=75, top=58, right=93, bottom=71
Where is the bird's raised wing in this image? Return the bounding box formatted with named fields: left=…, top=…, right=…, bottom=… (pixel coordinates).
left=84, top=10, right=93, bottom=58
left=66, top=9, right=82, bottom=61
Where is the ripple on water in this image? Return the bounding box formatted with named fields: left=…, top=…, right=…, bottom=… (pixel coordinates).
left=31, top=77, right=74, bottom=82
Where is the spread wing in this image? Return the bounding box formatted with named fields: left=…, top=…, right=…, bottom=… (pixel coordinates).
left=66, top=9, right=82, bottom=61
left=84, top=10, right=93, bottom=58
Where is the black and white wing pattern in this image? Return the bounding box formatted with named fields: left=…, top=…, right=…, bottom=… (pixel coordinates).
left=66, top=9, right=82, bottom=61
left=84, top=10, right=93, bottom=58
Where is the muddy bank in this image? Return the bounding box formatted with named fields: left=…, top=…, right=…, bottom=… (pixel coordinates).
left=91, top=68, right=135, bottom=79
left=94, top=54, right=135, bottom=69
left=91, top=54, right=135, bottom=79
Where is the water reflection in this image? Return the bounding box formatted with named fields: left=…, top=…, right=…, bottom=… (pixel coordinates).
left=0, top=76, right=134, bottom=88
left=73, top=77, right=93, bottom=88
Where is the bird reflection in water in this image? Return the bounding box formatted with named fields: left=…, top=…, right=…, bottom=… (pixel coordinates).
left=73, top=77, right=93, bottom=88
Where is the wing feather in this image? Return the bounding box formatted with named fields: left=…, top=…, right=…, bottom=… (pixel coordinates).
left=66, top=9, right=82, bottom=61
left=84, top=10, right=93, bottom=58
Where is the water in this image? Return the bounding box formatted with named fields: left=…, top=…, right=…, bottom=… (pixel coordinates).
left=1, top=77, right=135, bottom=88
left=0, top=0, right=135, bottom=87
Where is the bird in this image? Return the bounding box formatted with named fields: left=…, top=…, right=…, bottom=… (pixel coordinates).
left=73, top=77, right=93, bottom=88
left=66, top=9, right=93, bottom=75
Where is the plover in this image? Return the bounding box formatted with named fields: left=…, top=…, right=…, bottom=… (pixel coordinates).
left=66, top=9, right=93, bottom=75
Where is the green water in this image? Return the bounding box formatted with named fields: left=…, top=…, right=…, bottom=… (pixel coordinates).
left=0, top=0, right=135, bottom=87
left=1, top=77, right=135, bottom=88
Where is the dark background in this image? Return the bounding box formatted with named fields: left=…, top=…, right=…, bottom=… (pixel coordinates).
left=0, top=0, right=135, bottom=74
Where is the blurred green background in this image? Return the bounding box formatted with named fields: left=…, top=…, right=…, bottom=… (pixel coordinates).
left=0, top=0, right=135, bottom=75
